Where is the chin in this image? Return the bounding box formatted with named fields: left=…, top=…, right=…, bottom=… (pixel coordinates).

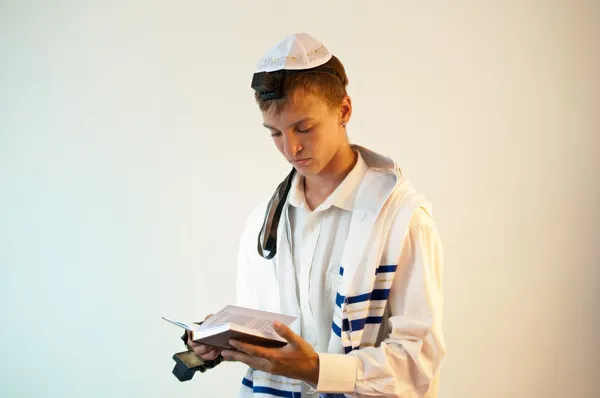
left=294, top=164, right=321, bottom=177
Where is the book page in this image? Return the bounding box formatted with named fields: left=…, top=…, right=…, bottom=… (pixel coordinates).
left=161, top=317, right=194, bottom=331
left=197, top=305, right=296, bottom=338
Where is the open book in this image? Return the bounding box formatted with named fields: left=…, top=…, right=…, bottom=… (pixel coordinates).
left=163, top=305, right=297, bottom=350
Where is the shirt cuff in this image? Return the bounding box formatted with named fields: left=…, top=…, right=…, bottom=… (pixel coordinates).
left=305, top=353, right=357, bottom=394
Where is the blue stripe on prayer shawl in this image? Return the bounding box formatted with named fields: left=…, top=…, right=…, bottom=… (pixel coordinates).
left=252, top=387, right=301, bottom=397
left=346, top=291, right=371, bottom=304
left=346, top=288, right=391, bottom=304
left=335, top=292, right=346, bottom=308
left=243, top=377, right=300, bottom=398
left=342, top=316, right=384, bottom=332
left=336, top=288, right=391, bottom=308
left=370, top=288, right=391, bottom=301
left=332, top=320, right=342, bottom=337
left=340, top=264, right=397, bottom=276
left=335, top=265, right=396, bottom=308
left=342, top=318, right=349, bottom=331
left=376, top=264, right=397, bottom=274
left=242, top=377, right=253, bottom=388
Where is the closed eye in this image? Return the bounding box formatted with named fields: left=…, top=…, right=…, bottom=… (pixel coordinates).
left=296, top=126, right=313, bottom=133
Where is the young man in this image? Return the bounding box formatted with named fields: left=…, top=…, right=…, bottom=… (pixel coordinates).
left=188, top=32, right=446, bottom=397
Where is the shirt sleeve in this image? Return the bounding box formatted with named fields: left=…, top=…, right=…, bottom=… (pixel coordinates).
left=311, top=208, right=446, bottom=397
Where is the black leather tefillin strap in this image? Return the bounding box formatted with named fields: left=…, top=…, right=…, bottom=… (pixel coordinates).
left=251, top=65, right=338, bottom=101
left=174, top=168, right=297, bottom=377
left=251, top=65, right=338, bottom=259
left=257, top=167, right=297, bottom=260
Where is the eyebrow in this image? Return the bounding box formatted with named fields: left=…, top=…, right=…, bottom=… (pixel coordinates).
left=263, top=117, right=313, bottom=130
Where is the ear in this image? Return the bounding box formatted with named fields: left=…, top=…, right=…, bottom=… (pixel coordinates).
left=340, top=95, right=352, bottom=125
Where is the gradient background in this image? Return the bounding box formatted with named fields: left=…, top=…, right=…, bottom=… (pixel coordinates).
left=1, top=1, right=599, bottom=397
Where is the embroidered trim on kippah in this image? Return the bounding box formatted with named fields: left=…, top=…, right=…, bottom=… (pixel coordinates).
left=256, top=45, right=329, bottom=70
left=306, top=44, right=328, bottom=62
left=256, top=56, right=297, bottom=70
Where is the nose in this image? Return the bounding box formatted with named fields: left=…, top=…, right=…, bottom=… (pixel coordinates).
left=282, top=133, right=302, bottom=158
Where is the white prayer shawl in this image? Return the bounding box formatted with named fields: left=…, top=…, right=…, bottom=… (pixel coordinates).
left=235, top=146, right=436, bottom=398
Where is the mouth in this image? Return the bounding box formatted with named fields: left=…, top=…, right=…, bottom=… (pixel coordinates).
left=291, top=158, right=311, bottom=167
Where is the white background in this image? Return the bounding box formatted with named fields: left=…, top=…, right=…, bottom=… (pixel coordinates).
left=1, top=1, right=598, bottom=397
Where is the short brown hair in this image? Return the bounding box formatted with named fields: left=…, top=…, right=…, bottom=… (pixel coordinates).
left=254, top=55, right=349, bottom=114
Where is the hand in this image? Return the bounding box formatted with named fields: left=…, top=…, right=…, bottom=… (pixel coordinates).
left=221, top=322, right=320, bottom=385
left=187, top=314, right=222, bottom=361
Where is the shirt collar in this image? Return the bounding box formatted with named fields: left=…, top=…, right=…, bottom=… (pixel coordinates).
left=288, top=150, right=368, bottom=212
left=288, top=173, right=308, bottom=209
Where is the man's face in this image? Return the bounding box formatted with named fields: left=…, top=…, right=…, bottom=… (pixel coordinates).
left=261, top=91, right=349, bottom=177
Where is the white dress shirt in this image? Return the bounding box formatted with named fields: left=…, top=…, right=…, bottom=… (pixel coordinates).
left=284, top=151, right=442, bottom=397
left=235, top=145, right=445, bottom=397
left=286, top=151, right=368, bottom=356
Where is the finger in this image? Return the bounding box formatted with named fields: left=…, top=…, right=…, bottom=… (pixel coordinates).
left=191, top=345, right=208, bottom=356
left=230, top=340, right=273, bottom=358
left=191, top=344, right=215, bottom=355
left=186, top=333, right=209, bottom=351
left=187, top=331, right=205, bottom=347
left=221, top=350, right=269, bottom=370
left=199, top=348, right=221, bottom=361
left=192, top=346, right=215, bottom=358
left=204, top=314, right=213, bottom=321
left=186, top=332, right=196, bottom=347
left=272, top=322, right=301, bottom=346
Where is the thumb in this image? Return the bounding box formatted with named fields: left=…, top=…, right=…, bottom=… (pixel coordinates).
left=273, top=322, right=300, bottom=346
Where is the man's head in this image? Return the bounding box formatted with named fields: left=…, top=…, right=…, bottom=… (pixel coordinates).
left=251, top=33, right=352, bottom=177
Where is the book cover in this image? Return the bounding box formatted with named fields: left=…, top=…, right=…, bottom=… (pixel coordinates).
left=163, top=305, right=297, bottom=350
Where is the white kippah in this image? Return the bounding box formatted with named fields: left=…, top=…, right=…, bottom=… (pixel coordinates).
left=255, top=32, right=333, bottom=73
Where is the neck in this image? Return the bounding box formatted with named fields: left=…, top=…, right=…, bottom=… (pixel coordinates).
left=303, top=144, right=357, bottom=208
